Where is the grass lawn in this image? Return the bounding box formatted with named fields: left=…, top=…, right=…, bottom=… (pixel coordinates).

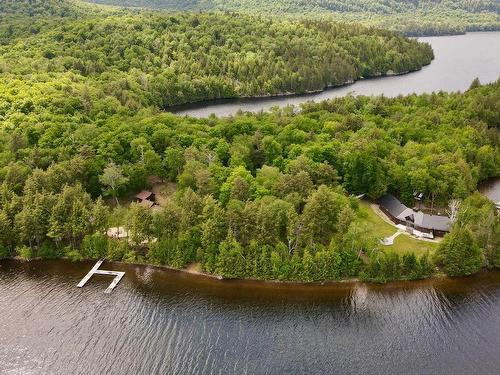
left=358, top=201, right=438, bottom=256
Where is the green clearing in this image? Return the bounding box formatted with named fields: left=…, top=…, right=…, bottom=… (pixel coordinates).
left=358, top=201, right=438, bottom=256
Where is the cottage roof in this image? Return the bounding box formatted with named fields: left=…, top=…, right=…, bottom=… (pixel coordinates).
left=413, top=211, right=425, bottom=226
left=400, top=208, right=415, bottom=222
left=378, top=194, right=451, bottom=232
left=135, top=190, right=153, bottom=201
left=378, top=194, right=407, bottom=218
left=421, top=214, right=451, bottom=232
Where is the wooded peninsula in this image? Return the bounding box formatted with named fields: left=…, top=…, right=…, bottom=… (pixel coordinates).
left=1, top=1, right=434, bottom=107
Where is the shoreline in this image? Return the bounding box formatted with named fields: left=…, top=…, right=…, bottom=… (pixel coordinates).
left=5, top=255, right=493, bottom=288
left=167, top=66, right=427, bottom=114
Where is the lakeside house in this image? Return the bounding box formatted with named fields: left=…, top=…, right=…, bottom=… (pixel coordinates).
left=134, top=190, right=156, bottom=208
left=378, top=194, right=451, bottom=238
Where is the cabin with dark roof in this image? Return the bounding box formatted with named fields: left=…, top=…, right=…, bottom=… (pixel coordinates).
left=378, top=194, right=451, bottom=237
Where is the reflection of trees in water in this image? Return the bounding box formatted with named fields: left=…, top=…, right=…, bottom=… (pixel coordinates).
left=2, top=259, right=499, bottom=312
left=478, top=178, right=500, bottom=202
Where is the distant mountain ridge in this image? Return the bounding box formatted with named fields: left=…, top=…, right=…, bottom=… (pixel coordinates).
left=83, top=0, right=500, bottom=14
left=0, top=0, right=85, bottom=17
left=82, top=0, right=500, bottom=36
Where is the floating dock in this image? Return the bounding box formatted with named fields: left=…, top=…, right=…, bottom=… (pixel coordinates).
left=77, top=259, right=125, bottom=293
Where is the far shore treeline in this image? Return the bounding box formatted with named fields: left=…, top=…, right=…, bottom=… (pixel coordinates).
left=84, top=0, right=500, bottom=36
left=0, top=0, right=498, bottom=283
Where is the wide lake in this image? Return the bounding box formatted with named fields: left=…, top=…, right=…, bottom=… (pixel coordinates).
left=172, top=32, right=500, bottom=118
left=0, top=260, right=499, bottom=374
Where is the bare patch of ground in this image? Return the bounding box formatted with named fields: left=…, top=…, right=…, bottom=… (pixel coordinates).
left=184, top=262, right=202, bottom=275
left=148, top=176, right=177, bottom=206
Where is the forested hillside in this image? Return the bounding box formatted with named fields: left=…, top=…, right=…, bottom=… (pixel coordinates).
left=85, top=0, right=500, bottom=36
left=0, top=0, right=91, bottom=17
left=0, top=1, right=433, bottom=108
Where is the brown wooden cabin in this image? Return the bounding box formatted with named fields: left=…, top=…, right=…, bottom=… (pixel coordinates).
left=134, top=190, right=156, bottom=208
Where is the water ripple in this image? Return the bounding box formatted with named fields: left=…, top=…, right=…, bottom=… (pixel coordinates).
left=0, top=260, right=499, bottom=375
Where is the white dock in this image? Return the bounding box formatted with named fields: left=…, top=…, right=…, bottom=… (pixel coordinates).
left=77, top=259, right=125, bottom=293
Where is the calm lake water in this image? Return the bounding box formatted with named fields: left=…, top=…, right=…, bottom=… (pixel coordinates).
left=480, top=178, right=500, bottom=203
left=1, top=259, right=499, bottom=375
left=172, top=32, right=500, bottom=118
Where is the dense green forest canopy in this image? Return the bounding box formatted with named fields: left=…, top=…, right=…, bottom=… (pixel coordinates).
left=0, top=0, right=498, bottom=282
left=0, top=1, right=433, bottom=108
left=1, top=74, right=499, bottom=280
left=0, top=0, right=94, bottom=17
left=84, top=0, right=500, bottom=36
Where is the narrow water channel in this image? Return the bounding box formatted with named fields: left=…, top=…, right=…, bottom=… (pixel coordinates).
left=171, top=32, right=500, bottom=118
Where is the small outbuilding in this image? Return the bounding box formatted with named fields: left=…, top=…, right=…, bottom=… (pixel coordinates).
left=413, top=191, right=424, bottom=201
left=134, top=190, right=157, bottom=208
left=139, top=199, right=155, bottom=208
left=135, top=190, right=155, bottom=203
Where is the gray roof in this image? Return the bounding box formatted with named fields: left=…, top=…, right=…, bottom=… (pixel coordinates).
left=420, top=214, right=450, bottom=232
left=378, top=194, right=451, bottom=232
left=378, top=194, right=407, bottom=217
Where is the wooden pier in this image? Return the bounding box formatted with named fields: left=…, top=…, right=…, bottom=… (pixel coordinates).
left=77, top=259, right=125, bottom=293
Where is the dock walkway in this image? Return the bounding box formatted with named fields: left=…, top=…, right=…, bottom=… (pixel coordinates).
left=77, top=259, right=125, bottom=293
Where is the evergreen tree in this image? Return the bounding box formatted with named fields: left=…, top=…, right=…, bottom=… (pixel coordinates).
left=126, top=202, right=153, bottom=245
left=418, top=253, right=435, bottom=278
left=301, top=249, right=315, bottom=282
left=301, top=185, right=347, bottom=245
left=215, top=234, right=246, bottom=278
left=402, top=253, right=419, bottom=280
left=435, top=227, right=483, bottom=276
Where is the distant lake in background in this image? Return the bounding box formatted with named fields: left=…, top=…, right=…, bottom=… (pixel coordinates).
left=172, top=32, right=500, bottom=118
